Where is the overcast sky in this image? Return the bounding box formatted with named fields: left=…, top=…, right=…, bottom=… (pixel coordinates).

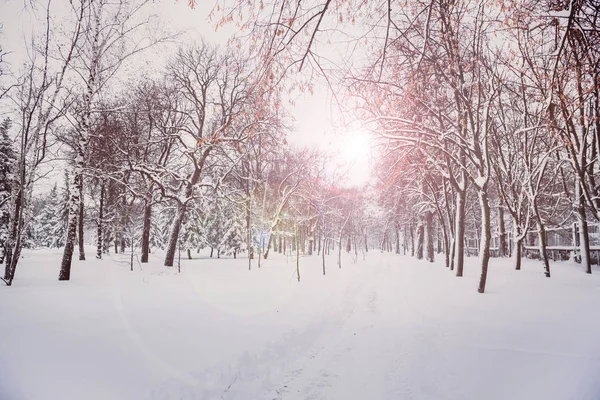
left=0, top=0, right=371, bottom=186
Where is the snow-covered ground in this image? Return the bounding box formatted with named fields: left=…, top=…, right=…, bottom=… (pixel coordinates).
left=1, top=248, right=600, bottom=400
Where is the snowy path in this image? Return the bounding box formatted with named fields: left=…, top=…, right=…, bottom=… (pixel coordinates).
left=1, top=249, right=600, bottom=400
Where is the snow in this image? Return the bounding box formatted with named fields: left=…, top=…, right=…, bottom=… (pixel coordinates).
left=1, top=248, right=600, bottom=400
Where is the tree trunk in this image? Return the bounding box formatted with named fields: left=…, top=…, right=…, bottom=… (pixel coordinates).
left=576, top=181, right=592, bottom=274
left=78, top=179, right=85, bottom=261
left=415, top=221, right=424, bottom=260
left=449, top=237, right=455, bottom=270
left=338, top=234, right=343, bottom=269
left=425, top=211, right=434, bottom=262
left=141, top=202, right=151, bottom=263
left=210, top=247, right=214, bottom=258
left=514, top=233, right=522, bottom=271
left=59, top=173, right=82, bottom=281
left=455, top=190, right=466, bottom=277
left=263, top=234, right=273, bottom=259
left=437, top=213, right=450, bottom=268
left=395, top=224, right=401, bottom=254
left=409, top=224, right=415, bottom=257
left=402, top=224, right=407, bottom=255
left=322, top=236, right=326, bottom=275
left=498, top=207, right=507, bottom=257
left=187, top=248, right=191, bottom=260
left=3, top=189, right=21, bottom=281
left=164, top=203, right=186, bottom=267
left=96, top=183, right=104, bottom=259
left=477, top=191, right=492, bottom=293
left=246, top=194, right=253, bottom=261
left=535, top=216, right=551, bottom=278
left=296, top=226, right=300, bottom=282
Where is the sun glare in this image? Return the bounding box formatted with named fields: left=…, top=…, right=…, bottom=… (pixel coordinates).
left=338, top=131, right=371, bottom=187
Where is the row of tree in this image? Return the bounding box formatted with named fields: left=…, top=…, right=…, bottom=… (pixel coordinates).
left=0, top=0, right=377, bottom=285
left=205, top=0, right=600, bottom=292
left=2, top=0, right=599, bottom=294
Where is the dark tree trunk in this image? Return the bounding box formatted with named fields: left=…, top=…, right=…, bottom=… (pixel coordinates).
left=96, top=182, right=104, bottom=259
left=210, top=247, right=214, bottom=258
left=395, top=224, right=400, bottom=254
left=514, top=233, right=522, bottom=271
left=576, top=181, right=592, bottom=274
left=141, top=202, right=151, bottom=263
left=409, top=224, right=415, bottom=257
left=425, top=211, right=434, bottom=262
left=455, top=190, right=466, bottom=277
left=477, top=191, right=492, bottom=293
left=187, top=248, right=191, bottom=259
left=164, top=203, right=186, bottom=267
left=318, top=235, right=321, bottom=255
left=450, top=237, right=455, bottom=271
left=78, top=179, right=85, bottom=261
left=498, top=207, right=507, bottom=257
left=164, top=153, right=208, bottom=267
left=264, top=234, right=273, bottom=259
left=416, top=221, right=424, bottom=260
left=246, top=195, right=253, bottom=261
left=536, top=218, right=551, bottom=278
left=322, top=236, right=326, bottom=275
left=402, top=224, right=407, bottom=255
left=296, top=227, right=300, bottom=282
left=278, top=236, right=283, bottom=254
left=338, top=234, right=342, bottom=269
left=60, top=173, right=82, bottom=281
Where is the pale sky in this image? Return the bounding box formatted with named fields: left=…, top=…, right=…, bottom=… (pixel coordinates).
left=0, top=0, right=371, bottom=187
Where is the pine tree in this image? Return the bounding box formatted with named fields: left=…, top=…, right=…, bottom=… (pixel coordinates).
left=181, top=209, right=206, bottom=259
left=221, top=215, right=245, bottom=259
left=34, top=184, right=68, bottom=248
left=206, top=208, right=226, bottom=258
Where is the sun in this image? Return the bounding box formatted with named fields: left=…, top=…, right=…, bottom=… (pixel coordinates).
left=341, top=131, right=370, bottom=162
left=338, top=131, right=371, bottom=186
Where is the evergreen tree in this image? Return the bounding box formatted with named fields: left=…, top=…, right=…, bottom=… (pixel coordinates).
left=34, top=184, right=68, bottom=248
left=221, top=215, right=245, bottom=259
left=206, top=207, right=226, bottom=258
left=181, top=208, right=206, bottom=259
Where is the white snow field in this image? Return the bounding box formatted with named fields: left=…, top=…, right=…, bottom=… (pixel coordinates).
left=1, top=248, right=600, bottom=400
